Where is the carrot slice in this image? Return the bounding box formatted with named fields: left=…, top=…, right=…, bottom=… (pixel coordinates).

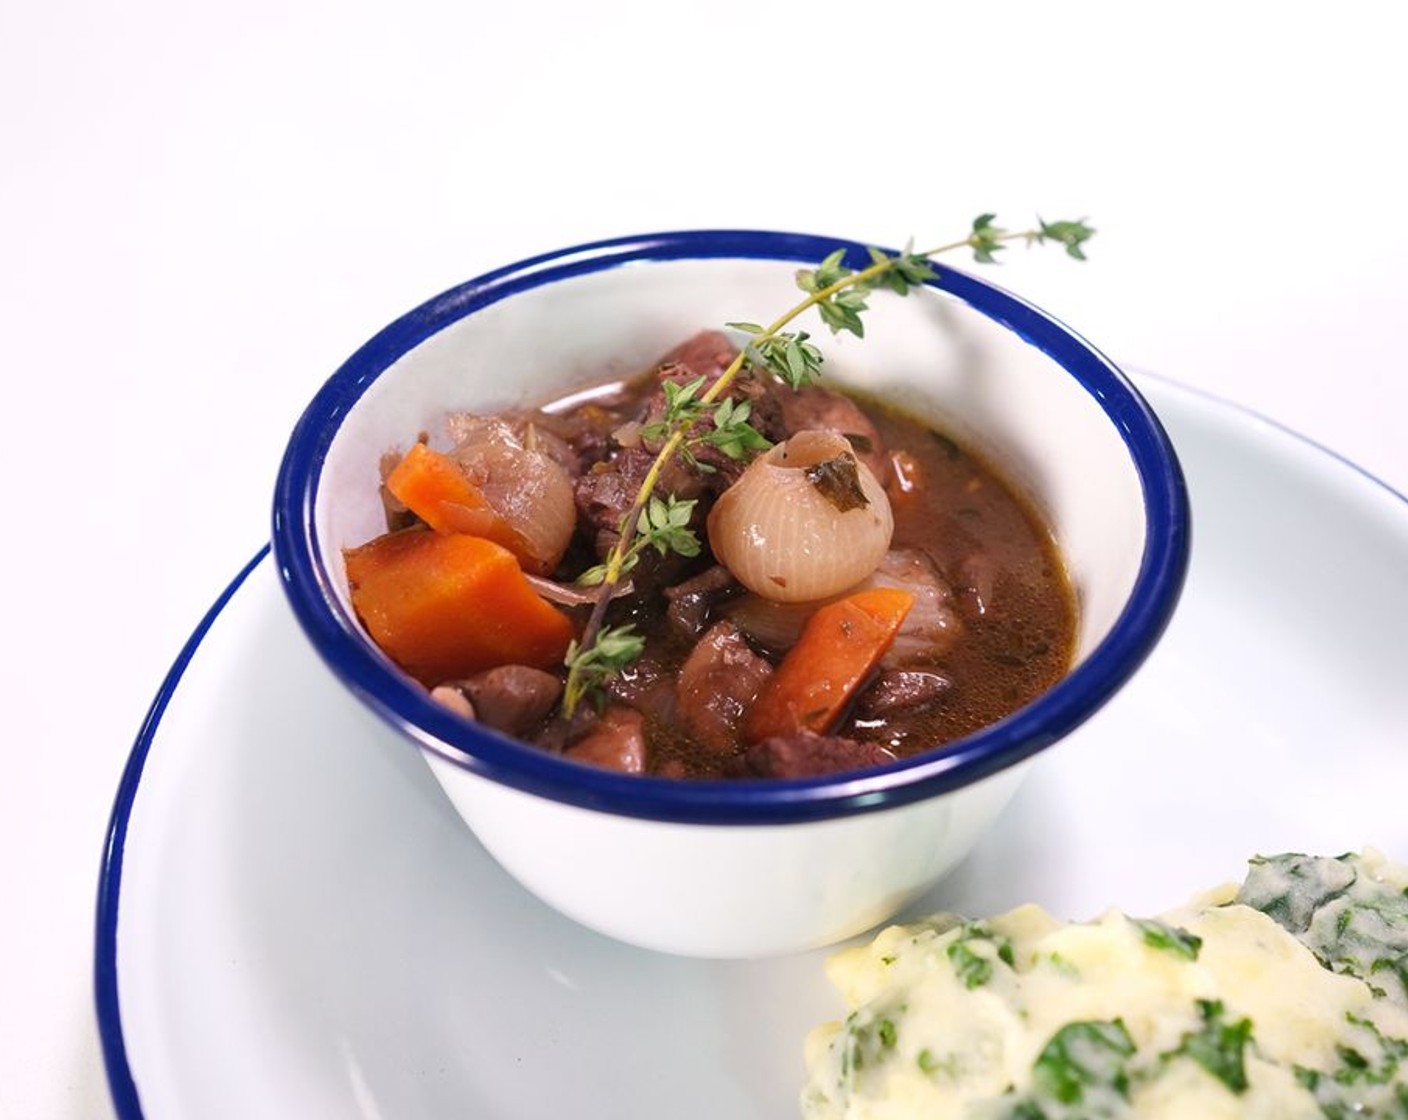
left=743, top=586, right=915, bottom=743
left=384, top=443, right=530, bottom=559
left=344, top=529, right=574, bottom=686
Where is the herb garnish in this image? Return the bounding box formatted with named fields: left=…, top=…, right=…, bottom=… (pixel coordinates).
left=577, top=495, right=701, bottom=587
left=561, top=214, right=1095, bottom=716
left=806, top=453, right=870, bottom=512
left=560, top=625, right=645, bottom=713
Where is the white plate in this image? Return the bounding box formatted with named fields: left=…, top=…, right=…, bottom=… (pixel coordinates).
left=96, top=376, right=1408, bottom=1119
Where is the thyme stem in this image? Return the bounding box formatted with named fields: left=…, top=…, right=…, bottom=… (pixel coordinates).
left=560, top=220, right=1089, bottom=717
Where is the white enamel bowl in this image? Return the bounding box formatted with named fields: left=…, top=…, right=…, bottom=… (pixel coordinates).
left=272, top=230, right=1189, bottom=958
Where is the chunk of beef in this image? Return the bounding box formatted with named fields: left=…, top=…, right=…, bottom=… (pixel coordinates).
left=735, top=732, right=896, bottom=779
left=450, top=665, right=563, bottom=737
left=563, top=705, right=646, bottom=773
left=572, top=445, right=708, bottom=591
left=573, top=449, right=640, bottom=555
left=657, top=329, right=739, bottom=382
left=662, top=565, right=740, bottom=640
left=675, top=621, right=773, bottom=757
left=853, top=670, right=953, bottom=719
left=651, top=384, right=784, bottom=485
left=776, top=385, right=888, bottom=481
left=657, top=362, right=787, bottom=450
left=639, top=331, right=786, bottom=477
left=605, top=653, right=678, bottom=725
left=574, top=446, right=706, bottom=556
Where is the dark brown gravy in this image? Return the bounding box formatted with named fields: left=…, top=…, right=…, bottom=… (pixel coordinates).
left=855, top=397, right=1075, bottom=752
left=578, top=385, right=1077, bottom=777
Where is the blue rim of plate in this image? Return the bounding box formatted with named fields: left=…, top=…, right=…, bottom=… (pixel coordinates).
left=270, top=228, right=1192, bottom=825
left=95, top=545, right=269, bottom=1120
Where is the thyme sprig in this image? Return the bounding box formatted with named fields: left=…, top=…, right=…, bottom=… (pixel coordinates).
left=639, top=376, right=773, bottom=471
left=561, top=625, right=646, bottom=713
left=560, top=213, right=1095, bottom=717
left=577, top=494, right=702, bottom=586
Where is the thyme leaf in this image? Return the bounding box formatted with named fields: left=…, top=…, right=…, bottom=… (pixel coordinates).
left=806, top=453, right=869, bottom=512
left=639, top=494, right=701, bottom=558
left=744, top=329, right=825, bottom=389
left=562, top=625, right=645, bottom=714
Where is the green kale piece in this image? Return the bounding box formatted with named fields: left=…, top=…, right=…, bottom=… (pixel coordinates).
left=1163, top=999, right=1254, bottom=1094
left=1294, top=1013, right=1408, bottom=1118
left=1238, top=853, right=1408, bottom=1007
left=945, top=922, right=1016, bottom=990
left=1131, top=917, right=1203, bottom=961
left=1026, top=1019, right=1136, bottom=1113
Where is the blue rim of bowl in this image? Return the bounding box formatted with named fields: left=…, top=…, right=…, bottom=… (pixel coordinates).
left=272, top=229, right=1191, bottom=825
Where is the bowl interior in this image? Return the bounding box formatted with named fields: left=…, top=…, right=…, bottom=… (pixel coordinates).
left=317, top=256, right=1144, bottom=670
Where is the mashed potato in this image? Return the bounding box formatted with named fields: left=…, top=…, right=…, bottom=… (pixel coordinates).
left=801, top=851, right=1408, bottom=1119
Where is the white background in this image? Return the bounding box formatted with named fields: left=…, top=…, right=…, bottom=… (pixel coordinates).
left=2, top=1, right=1405, bottom=1115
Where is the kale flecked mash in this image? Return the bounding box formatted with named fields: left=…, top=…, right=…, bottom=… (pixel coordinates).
left=801, top=851, right=1408, bottom=1119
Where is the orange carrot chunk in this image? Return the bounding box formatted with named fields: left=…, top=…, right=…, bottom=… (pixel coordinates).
left=384, top=442, right=529, bottom=558
left=343, top=529, right=574, bottom=686
left=743, top=586, right=915, bottom=744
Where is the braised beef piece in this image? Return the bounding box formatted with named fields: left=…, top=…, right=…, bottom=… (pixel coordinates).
left=605, top=653, right=678, bottom=725
left=539, top=399, right=631, bottom=471
left=564, top=706, right=647, bottom=773
left=639, top=331, right=787, bottom=479
left=572, top=438, right=717, bottom=594
left=776, top=384, right=888, bottom=481
left=663, top=565, right=740, bottom=640
left=657, top=355, right=787, bottom=440
left=675, top=621, right=773, bottom=757
left=448, top=666, right=563, bottom=737
left=576, top=444, right=709, bottom=547
left=572, top=331, right=788, bottom=572
left=657, top=329, right=738, bottom=381
left=647, top=364, right=787, bottom=483
left=735, top=732, right=896, bottom=779
left=854, top=670, right=952, bottom=719
left=573, top=447, right=644, bottom=557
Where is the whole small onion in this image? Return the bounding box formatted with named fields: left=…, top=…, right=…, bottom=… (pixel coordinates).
left=450, top=416, right=576, bottom=575
left=707, top=429, right=893, bottom=602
